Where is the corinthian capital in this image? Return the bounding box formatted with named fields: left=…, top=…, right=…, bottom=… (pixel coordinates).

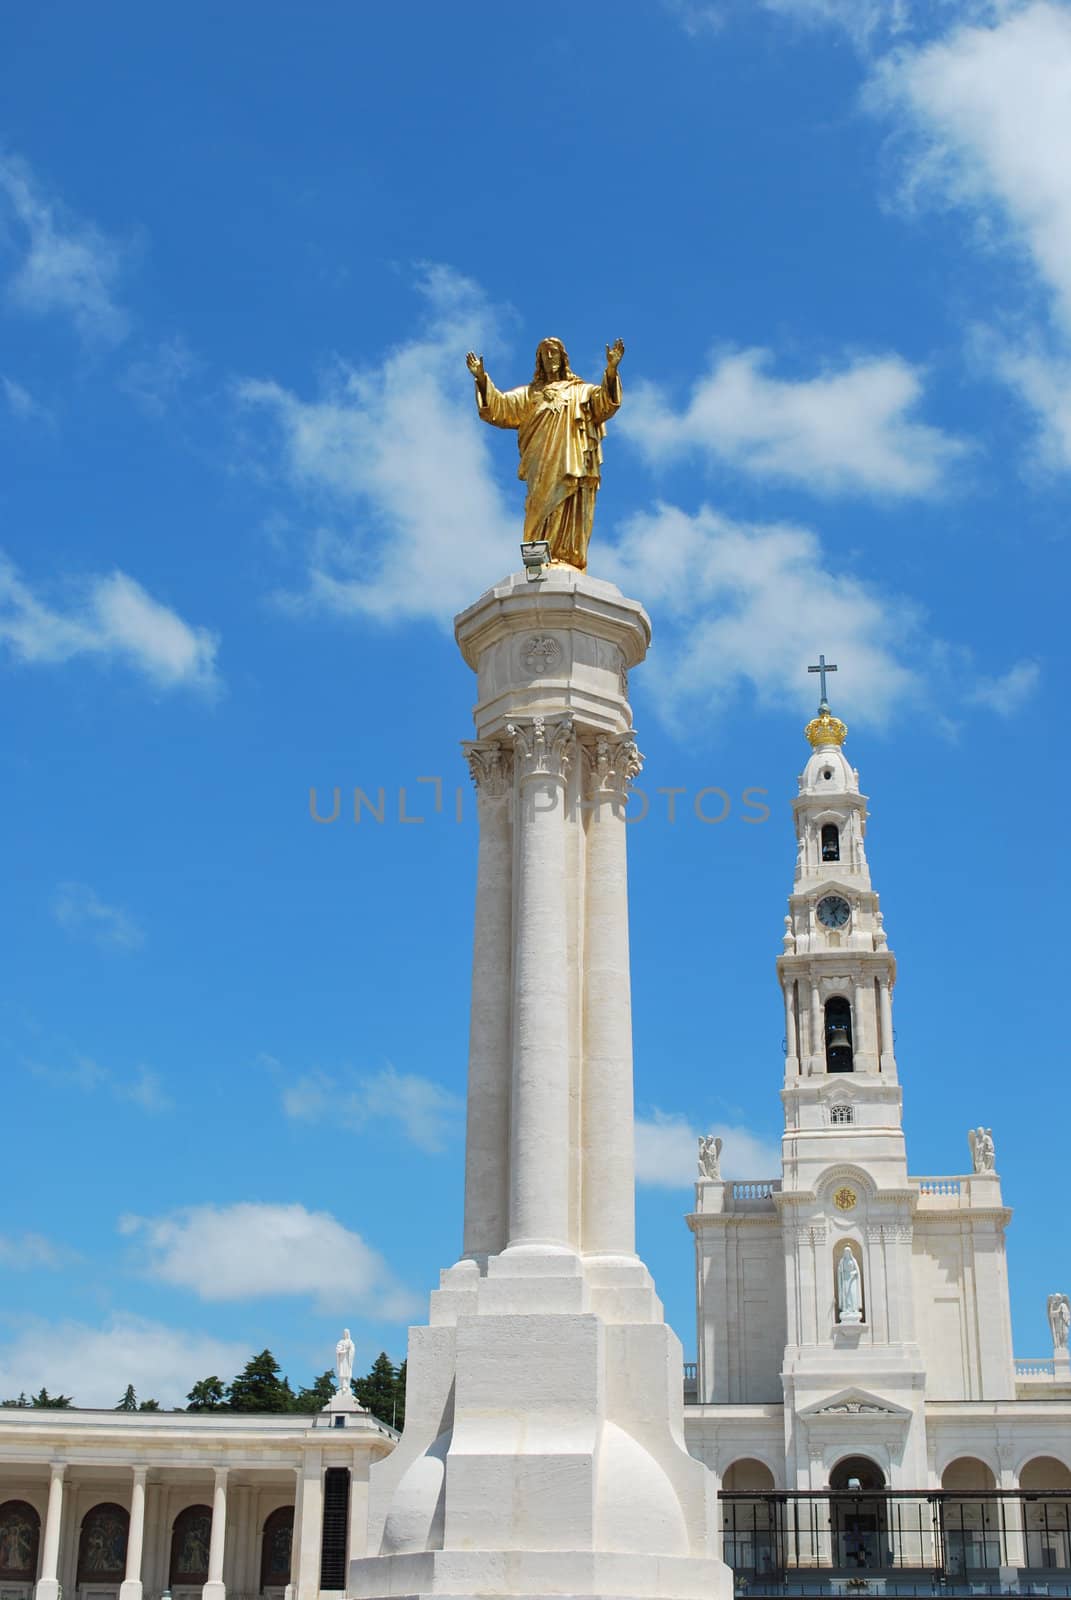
left=463, top=739, right=513, bottom=798
left=505, top=714, right=574, bottom=784
left=581, top=732, right=644, bottom=798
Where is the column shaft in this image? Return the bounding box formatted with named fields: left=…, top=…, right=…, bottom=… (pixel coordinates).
left=879, top=977, right=895, bottom=1069
left=119, top=1468, right=147, bottom=1600
left=203, top=1468, right=227, bottom=1600
left=294, top=1450, right=323, bottom=1600
left=35, top=1464, right=65, bottom=1600
left=810, top=984, right=822, bottom=1073
left=581, top=755, right=637, bottom=1258
left=461, top=746, right=513, bottom=1260
left=783, top=981, right=798, bottom=1073
left=508, top=721, right=572, bottom=1250
left=853, top=979, right=868, bottom=1064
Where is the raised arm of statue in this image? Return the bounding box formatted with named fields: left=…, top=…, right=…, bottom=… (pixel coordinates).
left=589, top=339, right=625, bottom=426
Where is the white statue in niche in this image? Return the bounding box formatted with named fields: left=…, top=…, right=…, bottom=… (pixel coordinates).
left=335, top=1327, right=355, bottom=1390
left=1048, top=1293, right=1071, bottom=1350
left=836, top=1245, right=863, bottom=1324
left=698, top=1134, right=723, bottom=1181
left=968, top=1126, right=996, bottom=1173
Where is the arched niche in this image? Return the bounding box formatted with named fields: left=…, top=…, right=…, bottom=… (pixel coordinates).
left=821, top=822, right=841, bottom=862
left=721, top=1459, right=779, bottom=1577
left=825, top=996, right=854, bottom=1073
left=834, top=1239, right=865, bottom=1325
left=260, top=1505, right=294, bottom=1591
left=829, top=1457, right=888, bottom=1571
left=723, top=1459, right=776, bottom=1492
left=1021, top=1457, right=1071, bottom=1491
left=77, top=1503, right=129, bottom=1585
left=170, top=1504, right=213, bottom=1588
left=0, top=1500, right=41, bottom=1580
left=942, top=1458, right=996, bottom=1491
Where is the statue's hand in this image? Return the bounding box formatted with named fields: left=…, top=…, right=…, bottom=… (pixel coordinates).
left=605, top=338, right=625, bottom=371
left=466, top=351, right=485, bottom=379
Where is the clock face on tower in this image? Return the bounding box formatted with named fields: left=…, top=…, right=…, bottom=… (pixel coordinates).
left=817, top=894, right=851, bottom=930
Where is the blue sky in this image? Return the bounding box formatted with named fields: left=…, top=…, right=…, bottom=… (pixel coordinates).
left=2, top=0, right=1070, bottom=1407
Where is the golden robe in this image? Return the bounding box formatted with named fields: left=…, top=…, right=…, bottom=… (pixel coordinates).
left=476, top=370, right=622, bottom=571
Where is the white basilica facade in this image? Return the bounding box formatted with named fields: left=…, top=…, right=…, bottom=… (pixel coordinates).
left=683, top=695, right=1071, bottom=1585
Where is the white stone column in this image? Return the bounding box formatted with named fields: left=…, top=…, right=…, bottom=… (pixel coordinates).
left=294, top=1449, right=323, bottom=1600
left=348, top=1452, right=371, bottom=1562
left=505, top=714, right=574, bottom=1252
left=581, top=734, right=642, bottom=1259
left=203, top=1467, right=228, bottom=1600
left=852, top=977, right=868, bottom=1066
left=783, top=980, right=799, bottom=1074
left=119, top=1467, right=148, bottom=1600
left=284, top=1467, right=302, bottom=1600
left=35, top=1463, right=65, bottom=1600
left=810, top=984, right=823, bottom=1074
left=878, top=976, right=895, bottom=1070
left=461, top=740, right=514, bottom=1261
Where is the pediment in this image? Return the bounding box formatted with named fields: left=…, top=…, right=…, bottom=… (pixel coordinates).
left=799, top=1386, right=912, bottom=1420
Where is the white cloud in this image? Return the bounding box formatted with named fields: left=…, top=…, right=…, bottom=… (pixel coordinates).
left=26, top=1056, right=173, bottom=1115
left=2, top=375, right=49, bottom=422
left=0, top=151, right=128, bottom=344
left=236, top=264, right=514, bottom=623
left=965, top=658, right=1040, bottom=714
left=871, top=3, right=1071, bottom=463
left=283, top=1063, right=462, bottom=1154
left=0, top=1233, right=79, bottom=1270
left=120, top=1201, right=420, bottom=1319
left=121, top=335, right=198, bottom=415
left=636, top=1110, right=781, bottom=1189
left=53, top=881, right=145, bottom=951
left=621, top=347, right=966, bottom=497
left=601, top=501, right=1037, bottom=729
left=0, top=1314, right=249, bottom=1409
left=0, top=554, right=220, bottom=693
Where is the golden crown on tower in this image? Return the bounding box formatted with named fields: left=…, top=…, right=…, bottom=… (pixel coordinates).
left=804, top=706, right=849, bottom=748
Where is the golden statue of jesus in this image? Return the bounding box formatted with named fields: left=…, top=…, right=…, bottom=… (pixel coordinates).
left=466, top=336, right=624, bottom=572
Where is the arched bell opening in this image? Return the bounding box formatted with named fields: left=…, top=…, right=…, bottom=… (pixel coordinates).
left=821, top=823, right=840, bottom=862
left=825, top=996, right=854, bottom=1073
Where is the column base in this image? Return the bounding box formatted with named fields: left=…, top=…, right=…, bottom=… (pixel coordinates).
left=202, top=1581, right=227, bottom=1600
left=35, top=1582, right=61, bottom=1600
left=119, top=1581, right=143, bottom=1600
left=349, top=1549, right=733, bottom=1600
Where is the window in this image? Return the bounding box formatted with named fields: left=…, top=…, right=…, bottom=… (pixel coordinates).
left=825, top=996, right=854, bottom=1073
left=821, top=823, right=840, bottom=862
left=830, top=1104, right=854, bottom=1125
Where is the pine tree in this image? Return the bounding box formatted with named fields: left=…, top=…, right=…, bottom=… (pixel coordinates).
left=1, top=1393, right=31, bottom=1408
left=31, top=1388, right=73, bottom=1409
left=116, top=1384, right=138, bottom=1411
left=186, top=1376, right=227, bottom=1412
left=293, top=1371, right=337, bottom=1413
left=394, top=1359, right=406, bottom=1430
left=226, top=1350, right=294, bottom=1413
left=354, top=1353, right=399, bottom=1427
left=138, top=1398, right=160, bottom=1411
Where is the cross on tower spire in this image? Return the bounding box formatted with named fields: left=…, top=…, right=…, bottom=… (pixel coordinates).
left=807, top=653, right=837, bottom=710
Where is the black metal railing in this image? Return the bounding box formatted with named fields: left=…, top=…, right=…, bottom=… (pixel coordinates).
left=722, top=1490, right=1071, bottom=1590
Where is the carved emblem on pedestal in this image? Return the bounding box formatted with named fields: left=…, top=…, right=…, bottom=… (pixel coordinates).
left=520, top=634, right=562, bottom=675
left=834, top=1186, right=857, bottom=1212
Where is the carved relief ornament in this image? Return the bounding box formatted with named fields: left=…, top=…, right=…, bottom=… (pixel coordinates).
left=506, top=714, right=575, bottom=783
left=581, top=732, right=644, bottom=798
left=463, top=739, right=513, bottom=798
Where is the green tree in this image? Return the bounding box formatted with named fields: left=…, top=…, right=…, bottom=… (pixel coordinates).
left=1, top=1393, right=31, bottom=1408
left=394, top=1359, right=406, bottom=1431
left=138, top=1398, right=161, bottom=1411
left=186, top=1376, right=227, bottom=1412
left=226, top=1350, right=294, bottom=1413
left=292, top=1370, right=337, bottom=1413
left=116, top=1385, right=138, bottom=1411
left=355, top=1353, right=401, bottom=1428
left=31, top=1388, right=73, bottom=1409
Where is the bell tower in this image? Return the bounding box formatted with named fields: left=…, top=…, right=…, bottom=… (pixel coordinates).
left=776, top=664, right=927, bottom=1491
left=778, top=657, right=897, bottom=1085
